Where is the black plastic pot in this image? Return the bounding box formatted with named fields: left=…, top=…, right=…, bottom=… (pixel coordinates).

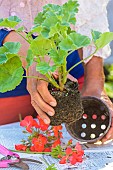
left=65, top=96, right=111, bottom=143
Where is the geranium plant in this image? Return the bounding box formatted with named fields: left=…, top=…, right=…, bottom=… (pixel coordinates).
left=14, top=115, right=84, bottom=167
left=0, top=0, right=113, bottom=125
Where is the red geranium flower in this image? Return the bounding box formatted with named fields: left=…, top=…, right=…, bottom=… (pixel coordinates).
left=52, top=138, right=61, bottom=148
left=20, top=116, right=39, bottom=133
left=65, top=147, right=73, bottom=155
left=37, top=116, right=49, bottom=131
left=59, top=156, right=67, bottom=164
left=15, top=144, right=27, bottom=151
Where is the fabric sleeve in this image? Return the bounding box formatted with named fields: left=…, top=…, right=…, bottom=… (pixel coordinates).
left=0, top=29, right=11, bottom=46
left=75, top=0, right=111, bottom=63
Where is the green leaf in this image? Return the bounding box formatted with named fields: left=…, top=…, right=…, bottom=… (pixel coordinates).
left=26, top=49, right=34, bottom=68
left=0, top=46, right=18, bottom=64
left=30, top=36, right=54, bottom=56
left=46, top=164, right=57, bottom=170
left=0, top=45, right=19, bottom=64
left=0, top=16, right=21, bottom=28
left=3, top=42, right=21, bottom=54
left=49, top=49, right=67, bottom=65
left=17, top=26, right=25, bottom=32
left=8, top=16, right=21, bottom=22
left=104, top=82, right=113, bottom=98
left=62, top=0, right=79, bottom=14
left=59, top=32, right=91, bottom=51
left=41, top=27, right=50, bottom=38
left=95, top=32, right=113, bottom=49
left=31, top=25, right=42, bottom=34
left=49, top=23, right=68, bottom=38
left=0, top=47, right=8, bottom=64
left=34, top=12, right=45, bottom=25
left=91, top=30, right=102, bottom=42
left=36, top=62, right=56, bottom=75
left=51, top=145, right=64, bottom=159
left=59, top=37, right=75, bottom=51
left=5, top=53, right=18, bottom=60
left=0, top=54, right=7, bottom=64
left=0, top=56, right=24, bottom=93
left=61, top=0, right=79, bottom=25
left=69, top=32, right=91, bottom=48
left=42, top=16, right=60, bottom=30
left=43, top=4, right=61, bottom=15
left=0, top=46, right=8, bottom=54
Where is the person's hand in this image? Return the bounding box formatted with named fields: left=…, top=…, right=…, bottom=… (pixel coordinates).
left=26, top=63, right=57, bottom=125
left=81, top=84, right=113, bottom=143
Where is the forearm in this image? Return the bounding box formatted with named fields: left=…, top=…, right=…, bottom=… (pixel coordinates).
left=82, top=56, right=105, bottom=97
left=3, top=31, right=29, bottom=68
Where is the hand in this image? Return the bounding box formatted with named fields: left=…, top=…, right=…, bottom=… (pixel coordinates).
left=81, top=85, right=113, bottom=143
left=26, top=63, right=57, bottom=125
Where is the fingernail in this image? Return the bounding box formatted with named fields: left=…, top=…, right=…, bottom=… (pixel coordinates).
left=44, top=119, right=49, bottom=124
left=50, top=101, right=56, bottom=107
left=47, top=111, right=54, bottom=116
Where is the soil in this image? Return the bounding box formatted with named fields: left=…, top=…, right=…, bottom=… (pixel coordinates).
left=48, top=80, right=84, bottom=126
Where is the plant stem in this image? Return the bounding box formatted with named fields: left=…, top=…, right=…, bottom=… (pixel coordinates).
left=15, top=30, right=30, bottom=44
left=62, top=57, right=68, bottom=85
left=46, top=74, right=60, bottom=89
left=23, top=75, right=49, bottom=82
left=58, top=67, right=64, bottom=91
left=10, top=149, right=51, bottom=155
left=67, top=49, right=98, bottom=74
left=39, top=157, right=50, bottom=166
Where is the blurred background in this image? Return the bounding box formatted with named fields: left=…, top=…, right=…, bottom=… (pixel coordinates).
left=104, top=0, right=113, bottom=101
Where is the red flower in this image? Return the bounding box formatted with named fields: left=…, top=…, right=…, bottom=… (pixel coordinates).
left=52, top=138, right=61, bottom=148
left=65, top=147, right=73, bottom=155
left=75, top=142, right=82, bottom=152
left=69, top=155, right=77, bottom=165
left=52, top=125, right=62, bottom=137
left=32, top=135, right=47, bottom=145
left=59, top=156, right=67, bottom=164
left=43, top=147, right=51, bottom=152
left=31, top=135, right=48, bottom=152
left=20, top=116, right=39, bottom=133
left=37, top=116, right=49, bottom=131
left=15, top=144, right=27, bottom=151
left=34, top=144, right=45, bottom=152
left=30, top=146, right=35, bottom=152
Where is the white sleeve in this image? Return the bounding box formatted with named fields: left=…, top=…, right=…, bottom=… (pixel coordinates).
left=75, top=0, right=111, bottom=63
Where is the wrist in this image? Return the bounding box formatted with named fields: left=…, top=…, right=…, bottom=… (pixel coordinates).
left=84, top=56, right=105, bottom=82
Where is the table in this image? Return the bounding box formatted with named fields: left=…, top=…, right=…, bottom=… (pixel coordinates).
left=0, top=122, right=113, bottom=170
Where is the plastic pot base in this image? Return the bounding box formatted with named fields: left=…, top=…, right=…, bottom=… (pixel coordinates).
left=65, top=96, right=111, bottom=143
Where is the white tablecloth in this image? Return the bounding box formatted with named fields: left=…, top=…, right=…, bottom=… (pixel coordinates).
left=0, top=122, right=113, bottom=170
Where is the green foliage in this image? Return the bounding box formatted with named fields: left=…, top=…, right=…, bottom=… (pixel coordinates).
left=0, top=16, right=21, bottom=28
left=46, top=164, right=57, bottom=170
left=0, top=57, right=24, bottom=92
left=0, top=0, right=113, bottom=92
left=93, top=32, right=113, bottom=50
left=51, top=145, right=65, bottom=158
left=4, top=42, right=21, bottom=54
left=59, top=32, right=91, bottom=51
left=36, top=62, right=56, bottom=75
left=104, top=64, right=113, bottom=98
left=0, top=42, right=21, bottom=64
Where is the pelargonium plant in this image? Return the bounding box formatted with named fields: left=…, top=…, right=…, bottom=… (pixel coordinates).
left=15, top=115, right=84, bottom=167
